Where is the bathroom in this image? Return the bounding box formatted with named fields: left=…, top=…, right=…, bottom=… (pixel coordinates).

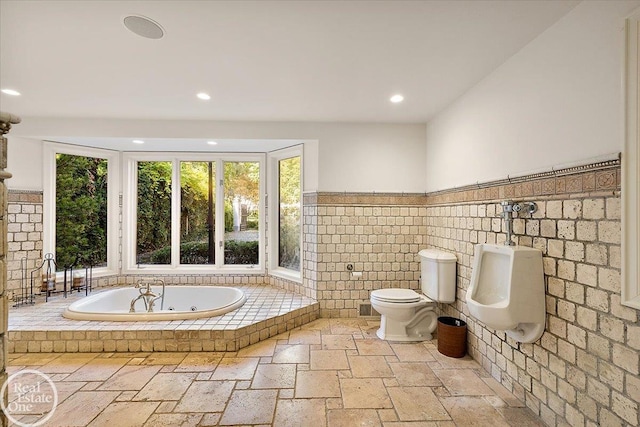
left=1, top=1, right=639, bottom=426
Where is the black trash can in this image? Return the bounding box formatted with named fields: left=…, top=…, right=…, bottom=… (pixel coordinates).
left=437, top=316, right=467, bottom=358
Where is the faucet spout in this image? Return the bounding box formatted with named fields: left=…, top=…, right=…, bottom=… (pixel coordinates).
left=129, top=279, right=164, bottom=313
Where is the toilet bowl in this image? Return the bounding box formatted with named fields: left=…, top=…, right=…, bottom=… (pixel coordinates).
left=370, top=288, right=437, bottom=341
left=370, top=249, right=457, bottom=342
left=466, top=243, right=545, bottom=343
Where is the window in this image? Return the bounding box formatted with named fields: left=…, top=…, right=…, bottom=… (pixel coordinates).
left=224, top=161, right=260, bottom=265
left=43, top=143, right=119, bottom=276
left=278, top=156, right=301, bottom=271
left=123, top=154, right=264, bottom=272
left=136, top=161, right=172, bottom=265
left=269, top=147, right=303, bottom=281
left=180, top=161, right=215, bottom=264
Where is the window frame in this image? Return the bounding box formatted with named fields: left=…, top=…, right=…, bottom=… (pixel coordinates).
left=268, top=145, right=303, bottom=283
left=122, top=152, right=265, bottom=275
left=43, top=142, right=120, bottom=278
left=623, top=9, right=640, bottom=309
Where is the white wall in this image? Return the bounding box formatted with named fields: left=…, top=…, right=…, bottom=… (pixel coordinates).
left=6, top=136, right=43, bottom=190
left=425, top=1, right=640, bottom=192
left=11, top=118, right=426, bottom=193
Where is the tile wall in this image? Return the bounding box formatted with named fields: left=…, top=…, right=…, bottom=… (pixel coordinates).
left=5, top=191, right=42, bottom=297
left=426, top=160, right=640, bottom=427
left=303, top=193, right=427, bottom=318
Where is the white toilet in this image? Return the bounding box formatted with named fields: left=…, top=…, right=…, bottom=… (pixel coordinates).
left=370, top=249, right=457, bottom=342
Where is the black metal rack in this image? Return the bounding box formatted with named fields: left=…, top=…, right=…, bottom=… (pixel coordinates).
left=12, top=253, right=93, bottom=306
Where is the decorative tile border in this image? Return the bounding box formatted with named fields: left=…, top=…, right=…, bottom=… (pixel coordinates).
left=425, top=157, right=620, bottom=205
left=304, top=192, right=428, bottom=206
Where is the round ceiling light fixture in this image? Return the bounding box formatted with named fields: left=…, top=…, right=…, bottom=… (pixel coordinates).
left=123, top=15, right=165, bottom=39
left=390, top=94, right=404, bottom=103
left=197, top=92, right=211, bottom=100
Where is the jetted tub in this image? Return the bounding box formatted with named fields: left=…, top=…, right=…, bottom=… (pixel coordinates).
left=63, top=286, right=246, bottom=321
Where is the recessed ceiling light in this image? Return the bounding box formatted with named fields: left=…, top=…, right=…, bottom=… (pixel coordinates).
left=197, top=92, right=211, bottom=100
left=207, top=140, right=218, bottom=145
left=390, top=94, right=404, bottom=103
left=132, top=139, right=145, bottom=144
left=1, top=89, right=21, bottom=96
left=123, top=15, right=165, bottom=39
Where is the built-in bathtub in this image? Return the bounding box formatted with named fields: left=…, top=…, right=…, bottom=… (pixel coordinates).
left=63, top=286, right=246, bottom=321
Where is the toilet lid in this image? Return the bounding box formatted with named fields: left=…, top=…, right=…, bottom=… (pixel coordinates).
left=371, top=288, right=421, bottom=303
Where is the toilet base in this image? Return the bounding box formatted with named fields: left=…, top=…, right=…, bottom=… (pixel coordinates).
left=375, top=327, right=432, bottom=342
left=375, top=308, right=437, bottom=342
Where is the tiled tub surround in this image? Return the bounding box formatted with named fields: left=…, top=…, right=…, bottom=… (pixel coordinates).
left=426, top=162, right=640, bottom=427
left=303, top=193, right=428, bottom=318
left=8, top=284, right=318, bottom=353
left=7, top=318, right=544, bottom=427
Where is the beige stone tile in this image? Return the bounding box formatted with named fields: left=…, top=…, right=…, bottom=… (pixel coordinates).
left=429, top=350, right=479, bottom=369
left=349, top=355, right=394, bottom=378
left=433, top=369, right=494, bottom=396
left=355, top=339, right=395, bottom=356
left=252, top=364, right=296, bottom=389
left=115, top=391, right=138, bottom=401
left=237, top=339, right=277, bottom=357
left=155, top=401, right=178, bottom=413
left=9, top=353, right=61, bottom=366
left=389, top=362, right=442, bottom=387
left=295, top=370, right=341, bottom=398
left=174, top=352, right=223, bottom=372
left=46, top=391, right=119, bottom=426
left=133, top=372, right=196, bottom=401
left=211, top=357, right=259, bottom=380
left=288, top=329, right=322, bottom=344
left=174, top=380, right=235, bottom=412
left=497, top=407, right=546, bottom=426
left=64, top=358, right=129, bottom=382
left=98, top=365, right=162, bottom=390
left=322, top=334, right=357, bottom=350
left=391, top=343, right=436, bottom=362
left=143, top=413, right=202, bottom=427
left=39, top=353, right=100, bottom=373
left=87, top=401, right=158, bottom=427
left=273, top=344, right=310, bottom=364
left=481, top=377, right=525, bottom=407
left=330, top=319, right=368, bottom=335
left=48, top=381, right=86, bottom=405
left=273, top=398, right=326, bottom=426
left=387, top=387, right=450, bottom=421
left=341, top=378, right=392, bottom=409
left=383, top=422, right=442, bottom=426
left=219, top=389, right=277, bottom=425
left=140, top=352, right=188, bottom=365
left=439, top=396, right=511, bottom=426
left=200, top=413, right=222, bottom=426
left=310, top=349, right=349, bottom=370
left=327, top=408, right=382, bottom=426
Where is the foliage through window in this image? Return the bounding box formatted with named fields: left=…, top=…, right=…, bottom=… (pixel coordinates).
left=136, top=161, right=172, bottom=264
left=130, top=157, right=263, bottom=268
left=55, top=154, right=108, bottom=270
left=278, top=156, right=301, bottom=271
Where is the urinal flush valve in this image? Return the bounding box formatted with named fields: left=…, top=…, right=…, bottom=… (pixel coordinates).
left=500, top=200, right=538, bottom=245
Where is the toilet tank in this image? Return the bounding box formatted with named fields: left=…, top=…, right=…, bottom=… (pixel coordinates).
left=418, top=249, right=457, bottom=303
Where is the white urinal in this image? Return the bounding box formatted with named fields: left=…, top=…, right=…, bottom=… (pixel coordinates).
left=466, top=244, right=545, bottom=343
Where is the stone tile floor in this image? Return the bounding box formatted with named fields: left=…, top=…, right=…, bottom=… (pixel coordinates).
left=7, top=318, right=544, bottom=426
